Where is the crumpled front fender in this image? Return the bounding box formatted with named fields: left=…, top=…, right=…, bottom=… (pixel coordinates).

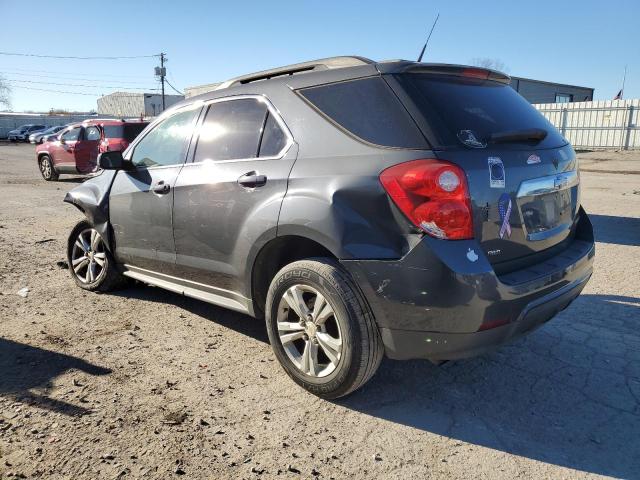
left=63, top=170, right=117, bottom=250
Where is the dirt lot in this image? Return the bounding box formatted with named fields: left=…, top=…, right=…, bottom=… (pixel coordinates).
left=1, top=143, right=639, bottom=480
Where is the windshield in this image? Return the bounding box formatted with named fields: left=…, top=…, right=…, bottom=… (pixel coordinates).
left=394, top=73, right=566, bottom=150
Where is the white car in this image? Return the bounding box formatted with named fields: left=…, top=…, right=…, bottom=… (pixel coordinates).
left=8, top=124, right=46, bottom=142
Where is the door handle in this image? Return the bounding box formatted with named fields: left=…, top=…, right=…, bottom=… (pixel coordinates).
left=237, top=172, right=267, bottom=188
left=152, top=181, right=170, bottom=194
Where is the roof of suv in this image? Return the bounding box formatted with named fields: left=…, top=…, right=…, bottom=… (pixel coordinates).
left=181, top=56, right=511, bottom=107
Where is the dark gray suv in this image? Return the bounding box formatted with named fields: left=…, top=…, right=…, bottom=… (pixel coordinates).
left=64, top=56, right=595, bottom=398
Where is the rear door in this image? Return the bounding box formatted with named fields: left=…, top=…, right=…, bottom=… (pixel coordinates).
left=390, top=72, right=580, bottom=268
left=109, top=106, right=201, bottom=273
left=172, top=96, right=296, bottom=299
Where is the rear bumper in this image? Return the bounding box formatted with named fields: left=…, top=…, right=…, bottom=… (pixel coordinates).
left=342, top=208, right=595, bottom=361
left=378, top=271, right=590, bottom=360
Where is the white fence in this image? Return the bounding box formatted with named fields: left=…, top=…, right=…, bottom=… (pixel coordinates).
left=534, top=99, right=640, bottom=150
left=0, top=113, right=114, bottom=139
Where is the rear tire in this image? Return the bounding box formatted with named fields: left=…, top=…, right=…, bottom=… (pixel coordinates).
left=265, top=258, right=383, bottom=399
left=67, top=220, right=126, bottom=292
left=39, top=155, right=58, bottom=181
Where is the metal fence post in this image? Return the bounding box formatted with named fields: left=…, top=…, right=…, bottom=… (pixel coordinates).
left=625, top=105, right=634, bottom=150
left=561, top=107, right=568, bottom=138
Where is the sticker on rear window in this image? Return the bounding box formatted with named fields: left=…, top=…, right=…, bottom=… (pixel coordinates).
left=488, top=157, right=505, bottom=188
left=527, top=154, right=541, bottom=165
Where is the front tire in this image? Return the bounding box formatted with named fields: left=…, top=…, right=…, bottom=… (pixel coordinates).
left=39, top=155, right=58, bottom=181
left=67, top=220, right=125, bottom=292
left=265, top=258, right=383, bottom=399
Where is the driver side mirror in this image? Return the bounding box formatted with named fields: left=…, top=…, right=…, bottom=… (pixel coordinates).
left=98, top=151, right=133, bottom=170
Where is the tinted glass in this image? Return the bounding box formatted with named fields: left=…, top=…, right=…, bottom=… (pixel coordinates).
left=395, top=73, right=566, bottom=149
left=85, top=126, right=101, bottom=141
left=258, top=113, right=287, bottom=157
left=104, top=123, right=148, bottom=141
left=131, top=109, right=198, bottom=168
left=194, top=98, right=268, bottom=162
left=61, top=127, right=81, bottom=142
left=298, top=77, right=427, bottom=148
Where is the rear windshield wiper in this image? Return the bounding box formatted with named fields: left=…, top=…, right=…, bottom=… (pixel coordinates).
left=489, top=128, right=548, bottom=144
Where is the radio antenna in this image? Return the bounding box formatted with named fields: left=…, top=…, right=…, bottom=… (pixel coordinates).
left=417, top=13, right=440, bottom=63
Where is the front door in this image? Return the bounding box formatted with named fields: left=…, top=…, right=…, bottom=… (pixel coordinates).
left=54, top=126, right=82, bottom=172
left=172, top=96, right=296, bottom=302
left=109, top=106, right=201, bottom=273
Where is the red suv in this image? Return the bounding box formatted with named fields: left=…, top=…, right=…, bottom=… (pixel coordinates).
left=35, top=119, right=148, bottom=181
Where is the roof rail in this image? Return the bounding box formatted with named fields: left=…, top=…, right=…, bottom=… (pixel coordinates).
left=215, top=56, right=375, bottom=90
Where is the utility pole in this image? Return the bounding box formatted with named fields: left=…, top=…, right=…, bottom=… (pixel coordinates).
left=160, top=52, right=166, bottom=112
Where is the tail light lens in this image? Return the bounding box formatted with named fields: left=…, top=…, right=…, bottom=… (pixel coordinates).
left=100, top=139, right=110, bottom=152
left=380, top=159, right=473, bottom=240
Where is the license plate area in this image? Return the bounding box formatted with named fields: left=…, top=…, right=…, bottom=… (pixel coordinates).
left=517, top=171, right=579, bottom=242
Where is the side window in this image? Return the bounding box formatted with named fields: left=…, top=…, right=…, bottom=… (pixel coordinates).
left=258, top=113, right=288, bottom=157
left=194, top=98, right=267, bottom=162
left=85, top=126, right=101, bottom=141
left=61, top=127, right=82, bottom=142
left=298, top=77, right=428, bottom=148
left=130, top=108, right=199, bottom=168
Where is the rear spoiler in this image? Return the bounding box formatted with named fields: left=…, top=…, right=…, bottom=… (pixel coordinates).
left=376, top=61, right=511, bottom=85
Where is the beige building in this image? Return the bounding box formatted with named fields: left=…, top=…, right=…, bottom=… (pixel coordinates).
left=97, top=92, right=184, bottom=117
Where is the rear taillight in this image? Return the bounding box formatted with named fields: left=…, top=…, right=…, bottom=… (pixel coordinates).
left=379, top=159, right=473, bottom=240
left=100, top=139, right=110, bottom=152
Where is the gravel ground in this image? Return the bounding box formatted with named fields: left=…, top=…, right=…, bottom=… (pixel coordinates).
left=1, top=143, right=639, bottom=480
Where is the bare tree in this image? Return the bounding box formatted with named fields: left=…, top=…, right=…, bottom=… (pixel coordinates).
left=470, top=57, right=508, bottom=73
left=0, top=75, right=11, bottom=110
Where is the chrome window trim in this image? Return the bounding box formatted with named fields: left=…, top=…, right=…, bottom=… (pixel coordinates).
left=516, top=170, right=579, bottom=198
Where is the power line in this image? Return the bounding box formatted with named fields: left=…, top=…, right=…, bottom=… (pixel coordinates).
left=0, top=51, right=159, bottom=60
left=6, top=78, right=160, bottom=91
left=0, top=70, right=154, bottom=84
left=9, top=85, right=148, bottom=97
left=165, top=78, right=183, bottom=95
left=2, top=66, right=150, bottom=79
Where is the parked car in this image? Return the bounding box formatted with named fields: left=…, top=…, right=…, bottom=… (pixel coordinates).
left=35, top=119, right=148, bottom=181
left=63, top=57, right=595, bottom=398
left=29, top=125, right=66, bottom=144
left=8, top=124, right=46, bottom=142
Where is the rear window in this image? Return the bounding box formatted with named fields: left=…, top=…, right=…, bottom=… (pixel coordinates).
left=394, top=74, right=566, bottom=149
left=298, top=77, right=428, bottom=149
left=103, top=123, right=147, bottom=142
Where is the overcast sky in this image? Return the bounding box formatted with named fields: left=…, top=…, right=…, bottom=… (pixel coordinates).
left=0, top=0, right=638, bottom=112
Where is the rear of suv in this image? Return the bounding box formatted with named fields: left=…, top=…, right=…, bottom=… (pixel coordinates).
left=63, top=57, right=594, bottom=398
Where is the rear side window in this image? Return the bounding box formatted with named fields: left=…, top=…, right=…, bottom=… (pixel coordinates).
left=394, top=73, right=566, bottom=149
left=104, top=123, right=147, bottom=142
left=298, top=77, right=428, bottom=149
left=194, top=98, right=268, bottom=162
left=258, top=113, right=287, bottom=157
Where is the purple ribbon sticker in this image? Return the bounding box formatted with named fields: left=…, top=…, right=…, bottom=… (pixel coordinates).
left=498, top=193, right=512, bottom=239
